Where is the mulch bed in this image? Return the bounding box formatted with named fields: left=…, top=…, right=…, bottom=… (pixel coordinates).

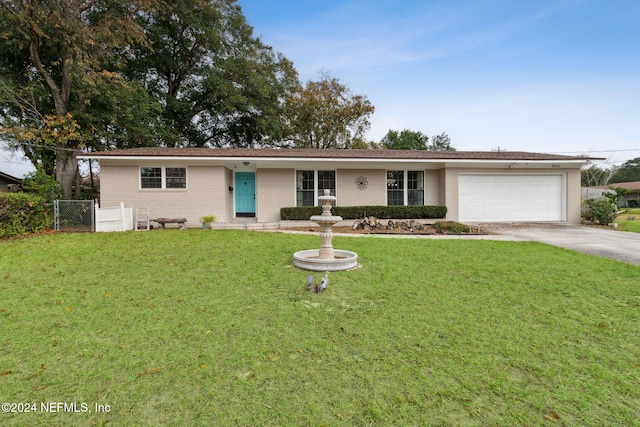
left=282, top=225, right=489, bottom=235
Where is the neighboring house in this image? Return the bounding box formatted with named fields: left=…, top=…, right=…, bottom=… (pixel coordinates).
left=81, top=148, right=593, bottom=227
left=0, top=171, right=22, bottom=193
left=584, top=181, right=640, bottom=207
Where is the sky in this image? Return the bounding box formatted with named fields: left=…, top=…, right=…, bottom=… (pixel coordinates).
left=0, top=143, right=34, bottom=179
left=2, top=0, right=639, bottom=178
left=237, top=0, right=640, bottom=167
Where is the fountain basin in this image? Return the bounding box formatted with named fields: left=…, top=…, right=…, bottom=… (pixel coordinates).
left=293, top=249, right=359, bottom=271
left=309, top=215, right=343, bottom=223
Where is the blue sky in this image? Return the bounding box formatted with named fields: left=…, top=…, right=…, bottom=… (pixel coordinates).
left=2, top=0, right=638, bottom=177
left=238, top=0, right=640, bottom=167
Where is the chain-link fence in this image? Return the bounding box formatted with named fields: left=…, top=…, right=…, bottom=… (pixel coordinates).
left=53, top=200, right=95, bottom=232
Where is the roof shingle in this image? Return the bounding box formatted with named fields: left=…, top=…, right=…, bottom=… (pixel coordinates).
left=84, top=147, right=596, bottom=161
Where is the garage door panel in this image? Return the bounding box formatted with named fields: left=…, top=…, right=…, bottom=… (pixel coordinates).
left=459, top=175, right=564, bottom=222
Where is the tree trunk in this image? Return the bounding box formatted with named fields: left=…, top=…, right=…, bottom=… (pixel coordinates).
left=89, top=159, right=96, bottom=196
left=74, top=167, right=81, bottom=198
left=56, top=150, right=78, bottom=198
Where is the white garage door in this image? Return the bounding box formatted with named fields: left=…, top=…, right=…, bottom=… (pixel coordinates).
left=459, top=174, right=565, bottom=222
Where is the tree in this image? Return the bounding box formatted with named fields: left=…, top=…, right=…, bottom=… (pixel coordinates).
left=1, top=0, right=295, bottom=194
left=379, top=129, right=456, bottom=151
left=21, top=166, right=64, bottom=202
left=429, top=132, right=455, bottom=151
left=380, top=129, right=428, bottom=150
left=0, top=0, right=157, bottom=197
left=608, top=157, right=640, bottom=184
left=284, top=73, right=374, bottom=149
left=581, top=164, right=612, bottom=187
left=129, top=0, right=299, bottom=148
left=603, top=186, right=631, bottom=207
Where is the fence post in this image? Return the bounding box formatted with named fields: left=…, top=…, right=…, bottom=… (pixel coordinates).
left=53, top=199, right=59, bottom=231
left=91, top=200, right=95, bottom=232
left=120, top=202, right=126, bottom=232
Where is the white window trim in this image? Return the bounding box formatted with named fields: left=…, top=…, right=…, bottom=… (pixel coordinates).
left=139, top=166, right=188, bottom=190
left=295, top=169, right=338, bottom=206
left=386, top=170, right=425, bottom=206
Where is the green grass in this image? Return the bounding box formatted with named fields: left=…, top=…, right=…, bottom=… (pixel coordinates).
left=1, top=230, right=639, bottom=426
left=616, top=208, right=640, bottom=232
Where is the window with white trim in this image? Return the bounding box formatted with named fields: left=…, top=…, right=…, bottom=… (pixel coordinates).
left=140, top=167, right=187, bottom=189
left=296, top=170, right=336, bottom=206
left=408, top=171, right=424, bottom=205
left=387, top=170, right=424, bottom=205
left=387, top=171, right=404, bottom=205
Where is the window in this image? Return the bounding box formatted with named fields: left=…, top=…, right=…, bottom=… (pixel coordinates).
left=296, top=170, right=315, bottom=206
left=166, top=168, right=187, bottom=188
left=140, top=167, right=187, bottom=189
left=141, top=167, right=162, bottom=189
left=318, top=170, right=336, bottom=198
left=387, top=170, right=424, bottom=205
left=387, top=171, right=404, bottom=205
left=408, top=171, right=424, bottom=205
left=296, top=170, right=336, bottom=206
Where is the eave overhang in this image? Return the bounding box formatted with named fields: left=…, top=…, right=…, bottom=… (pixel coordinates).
left=80, top=150, right=593, bottom=171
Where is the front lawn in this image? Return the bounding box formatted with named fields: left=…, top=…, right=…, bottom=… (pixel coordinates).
left=1, top=230, right=639, bottom=426
left=616, top=208, right=640, bottom=232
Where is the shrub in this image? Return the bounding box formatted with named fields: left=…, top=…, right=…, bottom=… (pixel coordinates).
left=281, top=206, right=323, bottom=220
left=280, top=205, right=447, bottom=220
left=21, top=167, right=63, bottom=203
left=0, top=193, right=50, bottom=239
left=582, top=198, right=617, bottom=225
left=200, top=215, right=216, bottom=223
left=604, top=186, right=631, bottom=207
left=432, top=221, right=471, bottom=233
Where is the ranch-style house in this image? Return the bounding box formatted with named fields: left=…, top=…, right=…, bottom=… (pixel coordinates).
left=82, top=147, right=592, bottom=227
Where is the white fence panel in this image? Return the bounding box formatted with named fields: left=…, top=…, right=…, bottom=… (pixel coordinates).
left=96, top=202, right=133, bottom=232
left=582, top=187, right=608, bottom=201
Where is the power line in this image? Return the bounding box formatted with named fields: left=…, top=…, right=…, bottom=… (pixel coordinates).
left=2, top=141, right=83, bottom=153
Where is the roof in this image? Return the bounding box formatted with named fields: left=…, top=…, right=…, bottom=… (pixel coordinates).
left=588, top=181, right=640, bottom=191
left=82, top=147, right=597, bottom=162
left=0, top=171, right=22, bottom=184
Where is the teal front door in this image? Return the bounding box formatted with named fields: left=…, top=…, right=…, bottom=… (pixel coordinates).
left=235, top=172, right=255, bottom=216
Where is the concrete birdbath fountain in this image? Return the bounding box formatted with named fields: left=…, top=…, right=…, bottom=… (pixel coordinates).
left=293, top=189, right=359, bottom=271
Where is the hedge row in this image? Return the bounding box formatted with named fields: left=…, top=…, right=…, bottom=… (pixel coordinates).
left=280, top=205, right=447, bottom=220
left=0, top=193, right=50, bottom=239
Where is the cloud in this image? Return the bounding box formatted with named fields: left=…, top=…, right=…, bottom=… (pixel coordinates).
left=241, top=0, right=640, bottom=163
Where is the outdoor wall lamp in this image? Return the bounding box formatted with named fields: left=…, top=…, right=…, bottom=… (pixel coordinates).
left=229, top=186, right=233, bottom=192
left=243, top=162, right=250, bottom=166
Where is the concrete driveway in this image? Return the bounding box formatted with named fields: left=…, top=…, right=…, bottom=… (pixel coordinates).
left=481, top=223, right=640, bottom=266
left=280, top=220, right=640, bottom=266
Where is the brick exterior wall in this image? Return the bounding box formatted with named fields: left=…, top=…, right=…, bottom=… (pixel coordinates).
left=256, top=169, right=294, bottom=222
left=100, top=163, right=582, bottom=225
left=425, top=170, right=441, bottom=206
left=256, top=169, right=389, bottom=221
left=337, top=169, right=386, bottom=206
left=100, top=164, right=233, bottom=227
left=566, top=168, right=581, bottom=223
left=224, top=168, right=234, bottom=221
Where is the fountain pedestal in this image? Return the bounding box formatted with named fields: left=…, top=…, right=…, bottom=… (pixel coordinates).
left=293, top=190, right=358, bottom=271
left=318, top=223, right=338, bottom=259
